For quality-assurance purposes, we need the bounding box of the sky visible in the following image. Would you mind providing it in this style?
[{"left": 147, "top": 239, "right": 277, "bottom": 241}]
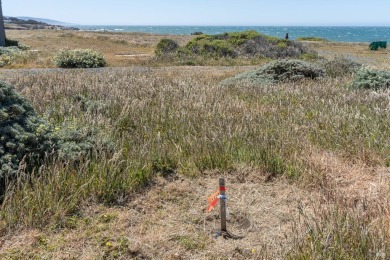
[{"left": 3, "top": 0, "right": 390, "bottom": 26}]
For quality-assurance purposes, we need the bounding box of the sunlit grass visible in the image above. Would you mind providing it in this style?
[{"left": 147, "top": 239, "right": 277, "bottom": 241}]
[{"left": 1, "top": 67, "right": 389, "bottom": 234}]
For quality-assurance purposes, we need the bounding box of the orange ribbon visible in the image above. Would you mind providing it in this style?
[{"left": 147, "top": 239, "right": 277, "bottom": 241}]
[{"left": 207, "top": 190, "right": 220, "bottom": 212}]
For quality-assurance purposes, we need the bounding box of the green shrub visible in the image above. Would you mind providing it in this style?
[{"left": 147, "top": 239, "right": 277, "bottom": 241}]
[
  {"left": 0, "top": 81, "right": 108, "bottom": 195},
  {"left": 182, "top": 36, "right": 238, "bottom": 58},
  {"left": 0, "top": 43, "right": 31, "bottom": 67},
  {"left": 0, "top": 81, "right": 58, "bottom": 193},
  {"left": 351, "top": 69, "right": 390, "bottom": 90},
  {"left": 54, "top": 49, "right": 106, "bottom": 68},
  {"left": 155, "top": 38, "right": 179, "bottom": 56},
  {"left": 155, "top": 31, "right": 311, "bottom": 62},
  {"left": 221, "top": 59, "right": 325, "bottom": 85},
  {"left": 226, "top": 30, "right": 260, "bottom": 46}
]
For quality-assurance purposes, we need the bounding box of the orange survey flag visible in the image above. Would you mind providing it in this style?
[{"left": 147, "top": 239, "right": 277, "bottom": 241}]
[{"left": 207, "top": 190, "right": 220, "bottom": 212}]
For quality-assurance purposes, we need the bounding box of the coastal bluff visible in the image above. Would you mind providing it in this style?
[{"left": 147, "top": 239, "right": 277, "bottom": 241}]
[{"left": 4, "top": 16, "right": 79, "bottom": 30}]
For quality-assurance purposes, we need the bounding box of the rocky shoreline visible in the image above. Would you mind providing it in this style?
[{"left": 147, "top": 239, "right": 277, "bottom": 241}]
[{"left": 4, "top": 17, "right": 79, "bottom": 31}]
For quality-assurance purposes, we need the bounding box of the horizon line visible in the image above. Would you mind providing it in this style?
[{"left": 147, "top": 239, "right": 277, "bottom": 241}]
[{"left": 76, "top": 24, "right": 390, "bottom": 27}]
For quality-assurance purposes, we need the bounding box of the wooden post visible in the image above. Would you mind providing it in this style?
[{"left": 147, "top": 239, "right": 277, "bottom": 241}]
[{"left": 219, "top": 178, "right": 227, "bottom": 232}]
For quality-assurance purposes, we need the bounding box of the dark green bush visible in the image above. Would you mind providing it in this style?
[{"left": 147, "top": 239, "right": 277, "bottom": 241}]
[
  {"left": 0, "top": 81, "right": 108, "bottom": 195},
  {"left": 221, "top": 59, "right": 325, "bottom": 85},
  {"left": 351, "top": 69, "right": 390, "bottom": 90},
  {"left": 54, "top": 49, "right": 106, "bottom": 68},
  {"left": 5, "top": 38, "right": 29, "bottom": 50},
  {"left": 5, "top": 39, "right": 19, "bottom": 47},
  {"left": 155, "top": 39, "right": 179, "bottom": 56},
  {"left": 0, "top": 81, "right": 58, "bottom": 192}
]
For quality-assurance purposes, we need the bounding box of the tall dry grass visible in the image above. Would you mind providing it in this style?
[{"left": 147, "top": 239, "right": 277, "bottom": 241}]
[{"left": 0, "top": 67, "right": 389, "bottom": 257}]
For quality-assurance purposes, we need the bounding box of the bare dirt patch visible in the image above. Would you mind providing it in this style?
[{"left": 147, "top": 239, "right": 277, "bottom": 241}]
[{"left": 0, "top": 171, "right": 317, "bottom": 259}]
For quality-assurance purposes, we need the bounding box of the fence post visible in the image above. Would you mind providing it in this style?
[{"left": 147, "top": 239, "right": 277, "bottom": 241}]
[{"left": 219, "top": 178, "right": 227, "bottom": 232}]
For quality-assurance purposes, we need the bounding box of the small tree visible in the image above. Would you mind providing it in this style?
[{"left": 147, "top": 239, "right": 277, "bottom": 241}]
[{"left": 0, "top": 0, "right": 6, "bottom": 47}]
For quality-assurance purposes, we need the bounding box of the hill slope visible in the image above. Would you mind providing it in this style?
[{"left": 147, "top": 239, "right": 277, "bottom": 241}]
[{"left": 16, "top": 16, "right": 77, "bottom": 26}]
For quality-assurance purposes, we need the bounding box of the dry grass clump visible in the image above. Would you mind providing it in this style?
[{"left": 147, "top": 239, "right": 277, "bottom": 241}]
[
  {"left": 222, "top": 59, "right": 325, "bottom": 85},
  {"left": 290, "top": 201, "right": 389, "bottom": 259},
  {"left": 322, "top": 57, "right": 362, "bottom": 78}
]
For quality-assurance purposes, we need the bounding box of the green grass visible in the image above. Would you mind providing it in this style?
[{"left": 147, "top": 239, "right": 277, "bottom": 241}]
[{"left": 296, "top": 37, "right": 329, "bottom": 42}]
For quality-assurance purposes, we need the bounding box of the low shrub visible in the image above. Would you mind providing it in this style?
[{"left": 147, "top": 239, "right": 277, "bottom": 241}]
[
  {"left": 0, "top": 81, "right": 108, "bottom": 195},
  {"left": 155, "top": 39, "right": 179, "bottom": 56},
  {"left": 238, "top": 34, "right": 309, "bottom": 59},
  {"left": 0, "top": 81, "right": 58, "bottom": 194},
  {"left": 351, "top": 69, "right": 390, "bottom": 90},
  {"left": 54, "top": 49, "right": 106, "bottom": 68},
  {"left": 0, "top": 40, "right": 30, "bottom": 67},
  {"left": 323, "top": 57, "right": 361, "bottom": 78},
  {"left": 221, "top": 59, "right": 325, "bottom": 86},
  {"left": 156, "top": 31, "right": 311, "bottom": 60}
]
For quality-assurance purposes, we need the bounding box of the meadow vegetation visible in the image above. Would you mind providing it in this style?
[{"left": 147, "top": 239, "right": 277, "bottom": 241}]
[
  {"left": 154, "top": 30, "right": 312, "bottom": 65},
  {"left": 0, "top": 30, "right": 389, "bottom": 258}
]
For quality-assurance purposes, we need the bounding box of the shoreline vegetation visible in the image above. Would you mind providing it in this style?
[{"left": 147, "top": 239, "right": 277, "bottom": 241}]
[{"left": 0, "top": 28, "right": 389, "bottom": 259}]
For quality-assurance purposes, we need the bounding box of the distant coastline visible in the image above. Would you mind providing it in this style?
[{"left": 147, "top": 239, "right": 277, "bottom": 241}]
[
  {"left": 4, "top": 16, "right": 79, "bottom": 31},
  {"left": 76, "top": 25, "right": 390, "bottom": 43}
]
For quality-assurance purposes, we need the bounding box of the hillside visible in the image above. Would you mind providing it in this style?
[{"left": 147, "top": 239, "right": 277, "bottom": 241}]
[
  {"left": 4, "top": 16, "right": 79, "bottom": 30},
  {"left": 16, "top": 16, "right": 77, "bottom": 26}
]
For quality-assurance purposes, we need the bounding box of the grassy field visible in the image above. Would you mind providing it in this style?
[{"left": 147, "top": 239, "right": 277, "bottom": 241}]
[
  {"left": 4, "top": 30, "right": 193, "bottom": 68},
  {"left": 0, "top": 30, "right": 389, "bottom": 259}
]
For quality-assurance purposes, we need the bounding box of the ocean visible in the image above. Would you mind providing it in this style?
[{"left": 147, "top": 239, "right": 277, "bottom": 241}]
[{"left": 76, "top": 25, "right": 390, "bottom": 43}]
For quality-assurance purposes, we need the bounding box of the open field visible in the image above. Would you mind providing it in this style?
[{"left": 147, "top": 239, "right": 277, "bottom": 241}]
[
  {"left": 4, "top": 30, "right": 194, "bottom": 68},
  {"left": 0, "top": 30, "right": 389, "bottom": 259},
  {"left": 305, "top": 41, "right": 390, "bottom": 70},
  {"left": 4, "top": 29, "right": 390, "bottom": 69}
]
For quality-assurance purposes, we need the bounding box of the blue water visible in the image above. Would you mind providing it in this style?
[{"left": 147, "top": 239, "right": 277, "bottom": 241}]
[{"left": 76, "top": 25, "right": 390, "bottom": 43}]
